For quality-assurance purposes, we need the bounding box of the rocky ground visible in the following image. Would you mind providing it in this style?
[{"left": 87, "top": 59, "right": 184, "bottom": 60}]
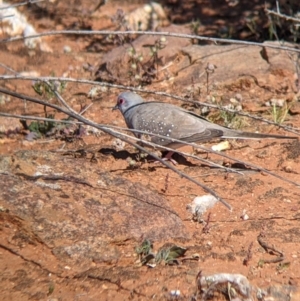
[{"left": 0, "top": 1, "right": 300, "bottom": 300}]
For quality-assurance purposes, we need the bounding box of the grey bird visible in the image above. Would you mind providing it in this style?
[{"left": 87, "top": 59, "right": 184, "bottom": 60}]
[{"left": 113, "top": 91, "right": 298, "bottom": 162}]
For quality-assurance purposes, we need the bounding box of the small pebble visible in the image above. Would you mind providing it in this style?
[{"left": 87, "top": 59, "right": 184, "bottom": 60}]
[
  {"left": 170, "top": 290, "right": 180, "bottom": 296},
  {"left": 63, "top": 45, "right": 72, "bottom": 53}
]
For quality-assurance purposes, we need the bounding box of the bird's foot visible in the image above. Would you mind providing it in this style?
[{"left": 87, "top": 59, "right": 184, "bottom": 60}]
[{"left": 154, "top": 151, "right": 177, "bottom": 165}]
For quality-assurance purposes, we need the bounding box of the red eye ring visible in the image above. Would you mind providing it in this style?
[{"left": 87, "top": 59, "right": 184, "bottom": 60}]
[{"left": 119, "top": 98, "right": 125, "bottom": 104}]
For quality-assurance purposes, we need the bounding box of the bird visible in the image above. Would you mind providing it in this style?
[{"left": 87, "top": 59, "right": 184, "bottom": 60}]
[{"left": 113, "top": 91, "right": 298, "bottom": 163}]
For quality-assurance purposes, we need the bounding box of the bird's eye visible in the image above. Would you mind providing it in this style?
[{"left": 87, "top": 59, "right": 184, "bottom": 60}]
[{"left": 119, "top": 98, "right": 125, "bottom": 104}]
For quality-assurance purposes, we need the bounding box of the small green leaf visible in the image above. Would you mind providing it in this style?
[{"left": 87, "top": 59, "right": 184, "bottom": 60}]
[
  {"left": 28, "top": 121, "right": 41, "bottom": 133},
  {"left": 258, "top": 259, "right": 265, "bottom": 268},
  {"left": 166, "top": 246, "right": 187, "bottom": 262},
  {"left": 32, "top": 82, "right": 44, "bottom": 96},
  {"left": 155, "top": 249, "right": 169, "bottom": 263},
  {"left": 135, "top": 239, "right": 152, "bottom": 256},
  {"left": 277, "top": 261, "right": 290, "bottom": 271},
  {"left": 48, "top": 283, "right": 55, "bottom": 295},
  {"left": 156, "top": 245, "right": 187, "bottom": 265}
]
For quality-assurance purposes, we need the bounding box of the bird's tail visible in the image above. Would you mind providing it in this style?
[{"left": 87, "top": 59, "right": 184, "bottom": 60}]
[{"left": 222, "top": 130, "right": 298, "bottom": 140}]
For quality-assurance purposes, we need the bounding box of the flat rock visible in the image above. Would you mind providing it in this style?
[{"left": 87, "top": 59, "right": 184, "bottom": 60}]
[
  {"left": 0, "top": 150, "right": 188, "bottom": 275},
  {"left": 171, "top": 41, "right": 296, "bottom": 87},
  {"left": 95, "top": 24, "right": 191, "bottom": 84}
]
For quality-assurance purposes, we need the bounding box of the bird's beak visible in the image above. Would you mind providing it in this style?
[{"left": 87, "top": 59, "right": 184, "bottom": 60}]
[{"left": 112, "top": 104, "right": 119, "bottom": 111}]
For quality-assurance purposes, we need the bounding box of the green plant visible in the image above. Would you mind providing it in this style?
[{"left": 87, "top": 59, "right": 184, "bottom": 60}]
[
  {"left": 26, "top": 77, "right": 82, "bottom": 140},
  {"left": 27, "top": 114, "right": 55, "bottom": 137},
  {"left": 127, "top": 37, "right": 167, "bottom": 86},
  {"left": 47, "top": 282, "right": 55, "bottom": 296},
  {"left": 269, "top": 100, "right": 293, "bottom": 124},
  {"left": 32, "top": 79, "right": 66, "bottom": 100},
  {"left": 190, "top": 19, "right": 201, "bottom": 35},
  {"left": 127, "top": 45, "right": 144, "bottom": 84},
  {"left": 135, "top": 240, "right": 187, "bottom": 266},
  {"left": 209, "top": 108, "right": 246, "bottom": 130},
  {"left": 155, "top": 245, "right": 187, "bottom": 265}
]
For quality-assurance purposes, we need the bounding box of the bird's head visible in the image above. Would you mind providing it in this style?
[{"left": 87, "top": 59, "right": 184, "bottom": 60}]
[{"left": 113, "top": 91, "right": 144, "bottom": 114}]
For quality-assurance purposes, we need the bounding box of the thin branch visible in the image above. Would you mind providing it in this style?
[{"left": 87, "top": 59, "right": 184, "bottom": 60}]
[
  {"left": 0, "top": 111, "right": 244, "bottom": 175},
  {"left": 0, "top": 30, "right": 299, "bottom": 53},
  {"left": 265, "top": 8, "right": 300, "bottom": 23},
  {"left": 1, "top": 87, "right": 299, "bottom": 191},
  {"left": 0, "top": 14, "right": 15, "bottom": 20},
  {"left": 0, "top": 112, "right": 79, "bottom": 124},
  {"left": 1, "top": 75, "right": 299, "bottom": 134},
  {"left": 0, "top": 63, "right": 19, "bottom": 74},
  {"left": 0, "top": 0, "right": 45, "bottom": 10},
  {"left": 45, "top": 80, "right": 78, "bottom": 115},
  {"left": 0, "top": 87, "right": 233, "bottom": 210}
]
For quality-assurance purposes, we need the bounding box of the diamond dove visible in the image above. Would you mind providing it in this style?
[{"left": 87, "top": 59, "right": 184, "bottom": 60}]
[{"left": 113, "top": 91, "right": 298, "bottom": 162}]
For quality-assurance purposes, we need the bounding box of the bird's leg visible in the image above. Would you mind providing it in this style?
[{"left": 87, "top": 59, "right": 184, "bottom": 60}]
[
  {"left": 163, "top": 151, "right": 177, "bottom": 164},
  {"left": 153, "top": 151, "right": 178, "bottom": 165}
]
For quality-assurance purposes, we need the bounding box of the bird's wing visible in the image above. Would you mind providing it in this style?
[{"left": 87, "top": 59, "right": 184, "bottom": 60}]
[
  {"left": 167, "top": 106, "right": 224, "bottom": 142},
  {"left": 129, "top": 102, "right": 224, "bottom": 146}
]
